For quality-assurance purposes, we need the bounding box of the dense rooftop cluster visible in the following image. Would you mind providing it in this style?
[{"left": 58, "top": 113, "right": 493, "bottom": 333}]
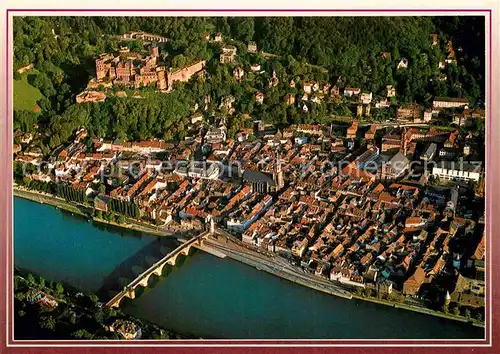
[
  {"left": 15, "top": 111, "right": 485, "bottom": 314},
  {"left": 13, "top": 22, "right": 486, "bottom": 319}
]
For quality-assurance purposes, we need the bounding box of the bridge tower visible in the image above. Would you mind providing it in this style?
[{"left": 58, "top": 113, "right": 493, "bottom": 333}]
[{"left": 210, "top": 216, "right": 215, "bottom": 235}]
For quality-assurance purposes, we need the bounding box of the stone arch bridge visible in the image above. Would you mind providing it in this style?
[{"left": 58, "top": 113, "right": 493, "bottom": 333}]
[{"left": 105, "top": 230, "right": 210, "bottom": 308}]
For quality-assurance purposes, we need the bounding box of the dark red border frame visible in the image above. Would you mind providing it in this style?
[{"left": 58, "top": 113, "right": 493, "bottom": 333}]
[{"left": 1, "top": 8, "right": 496, "bottom": 354}]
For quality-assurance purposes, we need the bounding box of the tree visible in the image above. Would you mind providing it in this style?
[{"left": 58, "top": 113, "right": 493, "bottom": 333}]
[
  {"left": 26, "top": 273, "right": 35, "bottom": 284},
  {"left": 103, "top": 307, "right": 117, "bottom": 318},
  {"left": 93, "top": 309, "right": 104, "bottom": 323},
  {"left": 87, "top": 292, "right": 98, "bottom": 302},
  {"left": 30, "top": 72, "right": 56, "bottom": 97},
  {"left": 230, "top": 18, "right": 255, "bottom": 43},
  {"left": 392, "top": 43, "right": 401, "bottom": 63},
  {"left": 442, "top": 304, "right": 449, "bottom": 314},
  {"left": 453, "top": 306, "right": 460, "bottom": 316},
  {"left": 132, "top": 204, "right": 140, "bottom": 219},
  {"left": 363, "top": 288, "right": 373, "bottom": 298},
  {"left": 152, "top": 329, "right": 171, "bottom": 340},
  {"left": 117, "top": 215, "right": 126, "bottom": 224},
  {"left": 172, "top": 54, "right": 187, "bottom": 69},
  {"left": 464, "top": 308, "right": 471, "bottom": 319},
  {"left": 39, "top": 276, "right": 45, "bottom": 288},
  {"left": 39, "top": 315, "right": 56, "bottom": 331},
  {"left": 71, "top": 329, "right": 94, "bottom": 339},
  {"left": 15, "top": 292, "right": 26, "bottom": 301}
]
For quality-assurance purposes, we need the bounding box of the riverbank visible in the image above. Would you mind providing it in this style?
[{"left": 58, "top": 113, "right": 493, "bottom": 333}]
[
  {"left": 14, "top": 187, "right": 87, "bottom": 216},
  {"left": 13, "top": 267, "right": 192, "bottom": 340},
  {"left": 13, "top": 188, "right": 485, "bottom": 329},
  {"left": 203, "top": 237, "right": 485, "bottom": 328},
  {"left": 13, "top": 187, "right": 194, "bottom": 239},
  {"left": 203, "top": 238, "right": 352, "bottom": 300}
]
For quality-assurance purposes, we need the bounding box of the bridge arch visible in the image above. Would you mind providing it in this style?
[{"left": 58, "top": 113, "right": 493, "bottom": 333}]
[
  {"left": 166, "top": 252, "right": 179, "bottom": 266},
  {"left": 124, "top": 287, "right": 136, "bottom": 299},
  {"left": 105, "top": 233, "right": 210, "bottom": 308},
  {"left": 153, "top": 262, "right": 166, "bottom": 276},
  {"left": 137, "top": 273, "right": 152, "bottom": 288},
  {"left": 109, "top": 297, "right": 122, "bottom": 308},
  {"left": 180, "top": 243, "right": 193, "bottom": 256}
]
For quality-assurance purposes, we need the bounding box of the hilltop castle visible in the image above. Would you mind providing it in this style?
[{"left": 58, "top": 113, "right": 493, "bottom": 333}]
[{"left": 80, "top": 44, "right": 205, "bottom": 103}]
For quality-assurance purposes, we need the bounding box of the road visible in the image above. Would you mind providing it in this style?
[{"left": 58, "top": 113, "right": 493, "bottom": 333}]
[{"left": 206, "top": 231, "right": 352, "bottom": 300}]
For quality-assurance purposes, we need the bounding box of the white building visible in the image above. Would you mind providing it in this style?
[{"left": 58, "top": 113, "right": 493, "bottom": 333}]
[
  {"left": 433, "top": 97, "right": 469, "bottom": 109},
  {"left": 375, "top": 98, "right": 390, "bottom": 109},
  {"left": 303, "top": 82, "right": 313, "bottom": 94},
  {"left": 205, "top": 125, "right": 227, "bottom": 143},
  {"left": 294, "top": 136, "right": 308, "bottom": 145},
  {"left": 190, "top": 113, "right": 203, "bottom": 125},
  {"left": 255, "top": 92, "right": 264, "bottom": 104},
  {"left": 397, "top": 58, "right": 409, "bottom": 70},
  {"left": 250, "top": 64, "right": 261, "bottom": 72},
  {"left": 423, "top": 110, "right": 433, "bottom": 122},
  {"left": 360, "top": 92, "right": 373, "bottom": 105},
  {"left": 344, "top": 87, "right": 361, "bottom": 98},
  {"left": 386, "top": 85, "right": 396, "bottom": 97},
  {"left": 174, "top": 161, "right": 221, "bottom": 180}
]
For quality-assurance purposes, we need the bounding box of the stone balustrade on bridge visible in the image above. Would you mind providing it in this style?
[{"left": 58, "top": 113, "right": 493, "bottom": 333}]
[{"left": 105, "top": 230, "right": 210, "bottom": 308}]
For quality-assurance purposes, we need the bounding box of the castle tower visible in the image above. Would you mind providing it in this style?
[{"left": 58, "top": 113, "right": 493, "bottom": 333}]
[
  {"left": 150, "top": 45, "right": 159, "bottom": 58},
  {"left": 205, "top": 215, "right": 215, "bottom": 235},
  {"left": 96, "top": 59, "right": 106, "bottom": 81}
]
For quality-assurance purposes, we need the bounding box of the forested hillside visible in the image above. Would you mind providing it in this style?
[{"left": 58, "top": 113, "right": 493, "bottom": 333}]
[{"left": 13, "top": 16, "right": 485, "bottom": 151}]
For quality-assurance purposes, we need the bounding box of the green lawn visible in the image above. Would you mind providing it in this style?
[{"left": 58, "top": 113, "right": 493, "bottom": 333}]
[{"left": 13, "top": 71, "right": 43, "bottom": 112}]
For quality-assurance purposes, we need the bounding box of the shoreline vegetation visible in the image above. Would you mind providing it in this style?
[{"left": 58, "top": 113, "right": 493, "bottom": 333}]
[
  {"left": 13, "top": 187, "right": 485, "bottom": 330},
  {"left": 13, "top": 267, "right": 198, "bottom": 340},
  {"left": 13, "top": 186, "right": 188, "bottom": 237}
]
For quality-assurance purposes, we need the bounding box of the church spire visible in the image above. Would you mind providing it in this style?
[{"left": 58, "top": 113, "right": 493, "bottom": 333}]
[{"left": 273, "top": 148, "right": 284, "bottom": 192}]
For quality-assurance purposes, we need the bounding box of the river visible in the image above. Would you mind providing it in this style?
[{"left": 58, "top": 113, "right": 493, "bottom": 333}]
[{"left": 13, "top": 197, "right": 484, "bottom": 339}]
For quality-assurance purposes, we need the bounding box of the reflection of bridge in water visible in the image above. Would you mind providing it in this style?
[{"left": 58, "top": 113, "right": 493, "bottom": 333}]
[{"left": 105, "top": 221, "right": 214, "bottom": 308}]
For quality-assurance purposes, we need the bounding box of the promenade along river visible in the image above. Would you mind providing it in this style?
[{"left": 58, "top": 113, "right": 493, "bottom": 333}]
[{"left": 14, "top": 197, "right": 484, "bottom": 339}]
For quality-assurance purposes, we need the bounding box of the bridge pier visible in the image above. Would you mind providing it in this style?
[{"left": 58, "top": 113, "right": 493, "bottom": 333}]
[
  {"left": 166, "top": 254, "right": 178, "bottom": 266},
  {"left": 138, "top": 275, "right": 150, "bottom": 288},
  {"left": 105, "top": 233, "right": 210, "bottom": 308},
  {"left": 125, "top": 287, "right": 136, "bottom": 299},
  {"left": 153, "top": 264, "right": 164, "bottom": 277}
]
